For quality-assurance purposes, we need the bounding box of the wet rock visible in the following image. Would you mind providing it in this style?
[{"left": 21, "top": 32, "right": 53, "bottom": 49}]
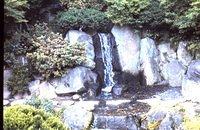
[
  {"left": 111, "top": 25, "right": 140, "bottom": 74},
  {"left": 182, "top": 60, "right": 200, "bottom": 102},
  {"left": 72, "top": 94, "right": 81, "bottom": 101},
  {"left": 177, "top": 41, "right": 192, "bottom": 67},
  {"left": 140, "top": 37, "right": 161, "bottom": 86},
  {"left": 92, "top": 34, "right": 105, "bottom": 88},
  {"left": 53, "top": 66, "right": 97, "bottom": 95},
  {"left": 63, "top": 103, "right": 93, "bottom": 130},
  {"left": 162, "top": 60, "right": 186, "bottom": 87},
  {"left": 65, "top": 30, "right": 95, "bottom": 69},
  {"left": 112, "top": 84, "right": 123, "bottom": 96}
]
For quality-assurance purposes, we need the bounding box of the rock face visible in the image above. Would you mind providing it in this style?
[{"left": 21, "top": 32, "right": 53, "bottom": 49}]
[
  {"left": 63, "top": 103, "right": 93, "bottom": 130},
  {"left": 162, "top": 60, "right": 186, "bottom": 87},
  {"left": 93, "top": 115, "right": 138, "bottom": 130},
  {"left": 177, "top": 41, "right": 192, "bottom": 67},
  {"left": 29, "top": 80, "right": 57, "bottom": 99},
  {"left": 4, "top": 69, "right": 12, "bottom": 99},
  {"left": 93, "top": 34, "right": 105, "bottom": 88},
  {"left": 182, "top": 60, "right": 200, "bottom": 102},
  {"left": 53, "top": 66, "right": 97, "bottom": 95},
  {"left": 65, "top": 30, "right": 95, "bottom": 69},
  {"left": 157, "top": 43, "right": 176, "bottom": 69},
  {"left": 111, "top": 25, "right": 140, "bottom": 74},
  {"left": 140, "top": 38, "right": 161, "bottom": 86}
]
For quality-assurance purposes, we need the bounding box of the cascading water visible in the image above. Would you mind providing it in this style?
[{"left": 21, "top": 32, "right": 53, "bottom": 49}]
[{"left": 98, "top": 33, "right": 115, "bottom": 93}]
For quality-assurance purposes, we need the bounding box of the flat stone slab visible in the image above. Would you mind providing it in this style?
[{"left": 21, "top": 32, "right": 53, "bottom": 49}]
[
  {"left": 93, "top": 115, "right": 138, "bottom": 130},
  {"left": 105, "top": 99, "right": 131, "bottom": 106}
]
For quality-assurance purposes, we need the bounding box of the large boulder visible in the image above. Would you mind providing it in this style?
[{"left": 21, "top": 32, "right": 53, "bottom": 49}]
[
  {"left": 52, "top": 66, "right": 97, "bottom": 95},
  {"left": 62, "top": 102, "right": 93, "bottom": 130},
  {"left": 28, "top": 80, "right": 57, "bottom": 99},
  {"left": 140, "top": 38, "right": 161, "bottom": 86},
  {"left": 182, "top": 60, "right": 200, "bottom": 102},
  {"left": 177, "top": 41, "right": 192, "bottom": 67},
  {"left": 162, "top": 60, "right": 186, "bottom": 87},
  {"left": 111, "top": 25, "right": 140, "bottom": 74},
  {"left": 65, "top": 30, "right": 95, "bottom": 69},
  {"left": 157, "top": 43, "right": 176, "bottom": 69}
]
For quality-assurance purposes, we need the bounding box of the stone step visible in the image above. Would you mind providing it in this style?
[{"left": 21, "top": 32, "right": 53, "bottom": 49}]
[{"left": 92, "top": 114, "right": 140, "bottom": 130}]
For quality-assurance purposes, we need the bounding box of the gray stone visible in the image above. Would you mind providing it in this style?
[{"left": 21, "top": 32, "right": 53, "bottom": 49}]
[
  {"left": 3, "top": 100, "right": 10, "bottom": 106},
  {"left": 4, "top": 87, "right": 11, "bottom": 99},
  {"left": 155, "top": 87, "right": 182, "bottom": 100},
  {"left": 162, "top": 60, "right": 186, "bottom": 87},
  {"left": 171, "top": 113, "right": 183, "bottom": 129},
  {"left": 93, "top": 115, "right": 138, "bottom": 130},
  {"left": 186, "top": 60, "right": 200, "bottom": 81},
  {"left": 112, "top": 85, "right": 123, "bottom": 96},
  {"left": 177, "top": 41, "right": 192, "bottom": 67},
  {"left": 65, "top": 30, "right": 95, "bottom": 69},
  {"left": 140, "top": 37, "right": 162, "bottom": 86},
  {"left": 158, "top": 114, "right": 173, "bottom": 130},
  {"left": 63, "top": 104, "right": 93, "bottom": 130},
  {"left": 4, "top": 69, "right": 12, "bottom": 99},
  {"left": 157, "top": 43, "right": 176, "bottom": 62},
  {"left": 72, "top": 94, "right": 81, "bottom": 101},
  {"left": 29, "top": 80, "right": 57, "bottom": 99},
  {"left": 13, "top": 93, "right": 24, "bottom": 100},
  {"left": 182, "top": 60, "right": 200, "bottom": 102},
  {"left": 111, "top": 25, "right": 141, "bottom": 74},
  {"left": 157, "top": 43, "right": 176, "bottom": 71},
  {"left": 53, "top": 66, "right": 97, "bottom": 95}
]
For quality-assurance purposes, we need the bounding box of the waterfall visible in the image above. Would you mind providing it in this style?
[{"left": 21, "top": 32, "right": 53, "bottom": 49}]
[{"left": 98, "top": 33, "right": 115, "bottom": 93}]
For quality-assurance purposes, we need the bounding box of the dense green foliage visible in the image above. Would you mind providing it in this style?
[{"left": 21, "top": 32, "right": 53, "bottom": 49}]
[
  {"left": 7, "top": 65, "right": 31, "bottom": 96},
  {"left": 26, "top": 23, "right": 86, "bottom": 80},
  {"left": 4, "top": 0, "right": 29, "bottom": 23},
  {"left": 105, "top": 0, "right": 150, "bottom": 26},
  {"left": 66, "top": 0, "right": 106, "bottom": 10},
  {"left": 160, "top": 0, "right": 200, "bottom": 38},
  {"left": 4, "top": 105, "right": 68, "bottom": 130},
  {"left": 53, "top": 8, "right": 111, "bottom": 32}
]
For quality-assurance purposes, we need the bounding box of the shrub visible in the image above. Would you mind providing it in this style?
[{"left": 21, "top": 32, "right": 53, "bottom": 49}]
[
  {"left": 4, "top": 0, "right": 29, "bottom": 23},
  {"left": 4, "top": 30, "right": 36, "bottom": 56},
  {"left": 25, "top": 95, "right": 55, "bottom": 114},
  {"left": 7, "top": 64, "right": 31, "bottom": 96},
  {"left": 3, "top": 105, "right": 68, "bottom": 130},
  {"left": 183, "top": 115, "right": 200, "bottom": 130},
  {"left": 105, "top": 0, "right": 150, "bottom": 26},
  {"left": 66, "top": 0, "right": 106, "bottom": 10},
  {"left": 26, "top": 23, "right": 86, "bottom": 80},
  {"left": 53, "top": 8, "right": 111, "bottom": 32}
]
